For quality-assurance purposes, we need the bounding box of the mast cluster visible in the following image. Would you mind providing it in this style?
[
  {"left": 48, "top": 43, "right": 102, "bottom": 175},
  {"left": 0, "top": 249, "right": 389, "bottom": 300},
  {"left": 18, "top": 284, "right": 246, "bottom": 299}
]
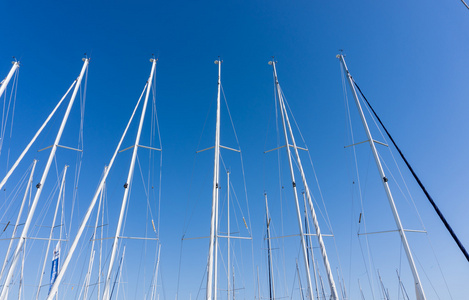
[{"left": 0, "top": 55, "right": 435, "bottom": 300}]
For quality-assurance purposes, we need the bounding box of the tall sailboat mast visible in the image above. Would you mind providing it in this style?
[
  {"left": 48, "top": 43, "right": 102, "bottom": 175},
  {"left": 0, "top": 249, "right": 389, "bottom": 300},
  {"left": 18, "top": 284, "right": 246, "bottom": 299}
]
[
  {"left": 207, "top": 58, "right": 222, "bottom": 300},
  {"left": 0, "top": 61, "right": 20, "bottom": 99},
  {"left": 102, "top": 57, "right": 157, "bottom": 300},
  {"left": 337, "top": 53, "right": 426, "bottom": 300},
  {"left": 0, "top": 58, "right": 89, "bottom": 300},
  {"left": 264, "top": 193, "right": 275, "bottom": 300},
  {"left": 269, "top": 60, "right": 338, "bottom": 300},
  {"left": 227, "top": 171, "right": 231, "bottom": 300},
  {"left": 48, "top": 58, "right": 158, "bottom": 300},
  {"left": 302, "top": 192, "right": 320, "bottom": 300}
]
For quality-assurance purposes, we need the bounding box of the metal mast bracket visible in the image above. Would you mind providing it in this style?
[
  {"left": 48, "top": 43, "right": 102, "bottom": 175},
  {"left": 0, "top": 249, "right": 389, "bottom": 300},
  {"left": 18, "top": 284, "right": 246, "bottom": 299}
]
[{"left": 344, "top": 139, "right": 388, "bottom": 148}]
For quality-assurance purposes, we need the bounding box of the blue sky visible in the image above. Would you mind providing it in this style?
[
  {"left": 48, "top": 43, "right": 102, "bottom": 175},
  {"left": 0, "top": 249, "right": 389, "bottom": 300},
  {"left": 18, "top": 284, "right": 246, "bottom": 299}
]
[{"left": 1, "top": 0, "right": 469, "bottom": 299}]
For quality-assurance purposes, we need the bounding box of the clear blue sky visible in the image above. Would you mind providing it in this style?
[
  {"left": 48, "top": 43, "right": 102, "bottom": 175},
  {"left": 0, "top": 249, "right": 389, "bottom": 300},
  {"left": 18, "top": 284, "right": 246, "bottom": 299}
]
[{"left": 1, "top": 0, "right": 468, "bottom": 299}]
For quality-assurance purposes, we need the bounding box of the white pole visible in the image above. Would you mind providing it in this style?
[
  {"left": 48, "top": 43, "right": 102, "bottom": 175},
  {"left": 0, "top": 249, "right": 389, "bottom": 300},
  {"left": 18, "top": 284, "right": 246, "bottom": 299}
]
[
  {"left": 338, "top": 53, "right": 426, "bottom": 300},
  {"left": 0, "top": 81, "right": 75, "bottom": 191},
  {"left": 98, "top": 179, "right": 105, "bottom": 299},
  {"left": 18, "top": 242, "right": 25, "bottom": 300},
  {"left": 0, "top": 58, "right": 89, "bottom": 300},
  {"left": 36, "top": 165, "right": 68, "bottom": 300},
  {"left": 0, "top": 61, "right": 19, "bottom": 100},
  {"left": 270, "top": 60, "right": 315, "bottom": 300},
  {"left": 214, "top": 181, "right": 219, "bottom": 300},
  {"left": 302, "top": 192, "right": 320, "bottom": 300},
  {"left": 151, "top": 244, "right": 161, "bottom": 300},
  {"left": 47, "top": 74, "right": 151, "bottom": 300},
  {"left": 102, "top": 58, "right": 157, "bottom": 300},
  {"left": 206, "top": 58, "right": 222, "bottom": 300},
  {"left": 0, "top": 160, "right": 37, "bottom": 281},
  {"left": 227, "top": 171, "right": 230, "bottom": 300},
  {"left": 264, "top": 193, "right": 275, "bottom": 300}
]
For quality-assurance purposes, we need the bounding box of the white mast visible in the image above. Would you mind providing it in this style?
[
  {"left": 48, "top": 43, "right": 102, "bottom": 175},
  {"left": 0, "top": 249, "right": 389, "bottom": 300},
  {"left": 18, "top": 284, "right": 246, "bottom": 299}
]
[
  {"left": 102, "top": 57, "right": 157, "bottom": 300},
  {"left": 36, "top": 165, "right": 68, "bottom": 300},
  {"left": 150, "top": 244, "right": 162, "bottom": 300},
  {"left": 18, "top": 242, "right": 25, "bottom": 300},
  {"left": 47, "top": 59, "right": 154, "bottom": 300},
  {"left": 206, "top": 58, "right": 222, "bottom": 300},
  {"left": 337, "top": 53, "right": 426, "bottom": 300},
  {"left": 0, "top": 61, "right": 19, "bottom": 100},
  {"left": 269, "top": 60, "right": 338, "bottom": 300},
  {"left": 302, "top": 192, "right": 320, "bottom": 300},
  {"left": 0, "top": 58, "right": 89, "bottom": 300},
  {"left": 98, "top": 182, "right": 105, "bottom": 299},
  {"left": 227, "top": 171, "right": 230, "bottom": 300},
  {"left": 264, "top": 193, "right": 275, "bottom": 300},
  {"left": 0, "top": 160, "right": 37, "bottom": 281},
  {"left": 214, "top": 177, "right": 220, "bottom": 300}
]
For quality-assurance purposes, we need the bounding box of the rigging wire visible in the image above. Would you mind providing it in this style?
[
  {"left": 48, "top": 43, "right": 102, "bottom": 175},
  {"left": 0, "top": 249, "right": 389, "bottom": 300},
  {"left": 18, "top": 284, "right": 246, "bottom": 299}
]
[
  {"left": 349, "top": 76, "right": 453, "bottom": 299},
  {"left": 364, "top": 106, "right": 428, "bottom": 232},
  {"left": 376, "top": 145, "right": 453, "bottom": 299},
  {"left": 275, "top": 67, "right": 346, "bottom": 298},
  {"left": 220, "top": 82, "right": 253, "bottom": 297},
  {"left": 277, "top": 82, "right": 351, "bottom": 297},
  {"left": 352, "top": 79, "right": 469, "bottom": 263},
  {"left": 67, "top": 65, "right": 88, "bottom": 244},
  {"left": 271, "top": 71, "right": 290, "bottom": 296},
  {"left": 0, "top": 67, "right": 19, "bottom": 159},
  {"left": 280, "top": 88, "right": 333, "bottom": 233},
  {"left": 5, "top": 69, "right": 19, "bottom": 174},
  {"left": 180, "top": 85, "right": 215, "bottom": 236},
  {"left": 340, "top": 63, "right": 376, "bottom": 299},
  {"left": 341, "top": 60, "right": 357, "bottom": 296},
  {"left": 461, "top": 0, "right": 469, "bottom": 9},
  {"left": 0, "top": 162, "right": 32, "bottom": 224},
  {"left": 150, "top": 75, "right": 163, "bottom": 238}
]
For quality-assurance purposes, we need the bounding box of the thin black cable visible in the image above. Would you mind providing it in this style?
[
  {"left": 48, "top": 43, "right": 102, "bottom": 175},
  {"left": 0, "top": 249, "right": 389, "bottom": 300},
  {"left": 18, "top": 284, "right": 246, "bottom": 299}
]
[
  {"left": 461, "top": 0, "right": 469, "bottom": 10},
  {"left": 352, "top": 79, "right": 469, "bottom": 262}
]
